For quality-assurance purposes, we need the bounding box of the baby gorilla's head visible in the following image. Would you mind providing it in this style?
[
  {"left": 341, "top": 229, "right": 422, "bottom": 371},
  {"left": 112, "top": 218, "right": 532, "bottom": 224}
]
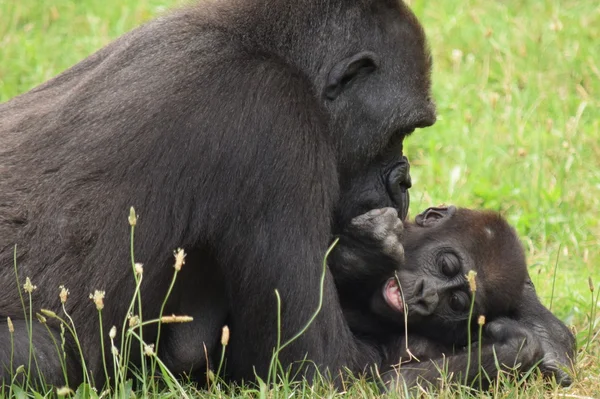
[{"left": 363, "top": 206, "right": 527, "bottom": 345}]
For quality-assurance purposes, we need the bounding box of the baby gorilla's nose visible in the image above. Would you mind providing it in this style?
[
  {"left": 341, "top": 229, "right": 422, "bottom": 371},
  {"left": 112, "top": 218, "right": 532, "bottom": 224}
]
[{"left": 412, "top": 278, "right": 439, "bottom": 316}]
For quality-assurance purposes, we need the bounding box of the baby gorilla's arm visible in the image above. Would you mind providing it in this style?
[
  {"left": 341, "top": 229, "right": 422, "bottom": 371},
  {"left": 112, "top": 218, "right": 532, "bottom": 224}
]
[
  {"left": 514, "top": 280, "right": 576, "bottom": 385},
  {"left": 383, "top": 318, "right": 543, "bottom": 389}
]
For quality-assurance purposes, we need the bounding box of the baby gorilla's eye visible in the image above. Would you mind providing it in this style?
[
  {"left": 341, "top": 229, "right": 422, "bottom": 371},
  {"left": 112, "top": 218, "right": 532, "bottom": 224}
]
[
  {"left": 438, "top": 252, "right": 461, "bottom": 277},
  {"left": 449, "top": 291, "right": 470, "bottom": 312}
]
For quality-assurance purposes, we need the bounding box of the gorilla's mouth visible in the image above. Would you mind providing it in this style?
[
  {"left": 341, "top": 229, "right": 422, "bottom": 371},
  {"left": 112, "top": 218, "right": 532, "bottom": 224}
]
[
  {"left": 386, "top": 159, "right": 411, "bottom": 221},
  {"left": 383, "top": 277, "right": 404, "bottom": 313},
  {"left": 390, "top": 128, "right": 415, "bottom": 147}
]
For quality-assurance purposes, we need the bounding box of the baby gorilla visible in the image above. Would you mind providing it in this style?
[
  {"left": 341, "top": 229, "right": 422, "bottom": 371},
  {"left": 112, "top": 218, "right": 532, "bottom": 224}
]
[
  {"left": 329, "top": 206, "right": 543, "bottom": 386},
  {"left": 331, "top": 206, "right": 527, "bottom": 337}
]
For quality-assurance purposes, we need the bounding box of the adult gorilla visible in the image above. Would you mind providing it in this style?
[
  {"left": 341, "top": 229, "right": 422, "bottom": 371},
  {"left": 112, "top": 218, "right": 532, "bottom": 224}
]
[{"left": 0, "top": 0, "right": 435, "bottom": 387}]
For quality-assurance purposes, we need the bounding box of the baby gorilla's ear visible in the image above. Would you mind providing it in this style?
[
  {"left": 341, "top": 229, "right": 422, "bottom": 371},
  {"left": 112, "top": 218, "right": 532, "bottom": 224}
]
[{"left": 415, "top": 206, "right": 456, "bottom": 227}]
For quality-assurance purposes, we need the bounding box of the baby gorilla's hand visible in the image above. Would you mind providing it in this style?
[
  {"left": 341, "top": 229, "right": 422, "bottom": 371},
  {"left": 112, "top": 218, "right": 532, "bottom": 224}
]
[
  {"left": 347, "top": 207, "right": 405, "bottom": 263},
  {"left": 484, "top": 318, "right": 544, "bottom": 372}
]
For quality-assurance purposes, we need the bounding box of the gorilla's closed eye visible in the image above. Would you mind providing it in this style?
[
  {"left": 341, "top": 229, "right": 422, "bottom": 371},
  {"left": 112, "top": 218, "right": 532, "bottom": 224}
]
[
  {"left": 438, "top": 252, "right": 461, "bottom": 277},
  {"left": 449, "top": 291, "right": 470, "bottom": 312}
]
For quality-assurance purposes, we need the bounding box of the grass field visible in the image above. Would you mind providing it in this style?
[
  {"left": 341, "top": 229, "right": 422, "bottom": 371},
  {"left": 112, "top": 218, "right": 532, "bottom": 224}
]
[{"left": 1, "top": 0, "right": 598, "bottom": 397}]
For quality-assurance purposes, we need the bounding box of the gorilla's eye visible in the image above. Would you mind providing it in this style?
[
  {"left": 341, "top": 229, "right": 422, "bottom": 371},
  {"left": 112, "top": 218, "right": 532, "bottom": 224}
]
[
  {"left": 449, "top": 291, "right": 470, "bottom": 312},
  {"left": 438, "top": 252, "right": 461, "bottom": 277}
]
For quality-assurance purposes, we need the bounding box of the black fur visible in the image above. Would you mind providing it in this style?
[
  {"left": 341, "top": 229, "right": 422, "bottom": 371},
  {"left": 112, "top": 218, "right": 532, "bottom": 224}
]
[{"left": 0, "top": 0, "right": 435, "bottom": 387}]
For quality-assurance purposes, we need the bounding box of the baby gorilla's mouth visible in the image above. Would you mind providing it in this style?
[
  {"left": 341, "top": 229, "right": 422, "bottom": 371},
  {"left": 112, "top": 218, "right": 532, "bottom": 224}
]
[{"left": 383, "top": 277, "right": 404, "bottom": 313}]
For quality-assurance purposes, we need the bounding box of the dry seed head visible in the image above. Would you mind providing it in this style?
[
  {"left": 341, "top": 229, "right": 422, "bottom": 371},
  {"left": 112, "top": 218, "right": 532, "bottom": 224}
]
[
  {"left": 36, "top": 313, "right": 47, "bottom": 324},
  {"left": 40, "top": 309, "right": 58, "bottom": 318},
  {"left": 549, "top": 18, "right": 563, "bottom": 32},
  {"left": 173, "top": 248, "right": 186, "bottom": 271},
  {"left": 109, "top": 326, "right": 117, "bottom": 340},
  {"left": 56, "top": 386, "right": 74, "bottom": 397},
  {"left": 23, "top": 277, "right": 37, "bottom": 293},
  {"left": 59, "top": 285, "right": 69, "bottom": 304},
  {"left": 464, "top": 111, "right": 472, "bottom": 124},
  {"left": 466, "top": 270, "right": 477, "bottom": 292},
  {"left": 135, "top": 263, "right": 144, "bottom": 275},
  {"left": 128, "top": 207, "right": 137, "bottom": 226},
  {"left": 221, "top": 325, "right": 230, "bottom": 346},
  {"left": 89, "top": 290, "right": 105, "bottom": 310},
  {"left": 207, "top": 369, "right": 215, "bottom": 383},
  {"left": 451, "top": 48, "right": 463, "bottom": 65},
  {"left": 477, "top": 315, "right": 486, "bottom": 326},
  {"left": 489, "top": 92, "right": 500, "bottom": 109},
  {"left": 129, "top": 315, "right": 139, "bottom": 328},
  {"left": 6, "top": 317, "right": 14, "bottom": 334},
  {"left": 589, "top": 277, "right": 594, "bottom": 293},
  {"left": 161, "top": 315, "right": 193, "bottom": 323},
  {"left": 144, "top": 344, "right": 155, "bottom": 357}
]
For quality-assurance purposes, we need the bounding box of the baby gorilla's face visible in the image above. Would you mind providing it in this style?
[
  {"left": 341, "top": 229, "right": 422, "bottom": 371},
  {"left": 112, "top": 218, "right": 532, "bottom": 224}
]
[{"left": 369, "top": 206, "right": 528, "bottom": 344}]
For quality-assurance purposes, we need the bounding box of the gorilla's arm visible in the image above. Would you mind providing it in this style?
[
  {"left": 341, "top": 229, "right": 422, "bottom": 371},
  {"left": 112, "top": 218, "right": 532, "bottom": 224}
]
[
  {"left": 513, "top": 279, "right": 576, "bottom": 385},
  {"left": 199, "top": 58, "right": 375, "bottom": 380},
  {"left": 383, "top": 318, "right": 543, "bottom": 388}
]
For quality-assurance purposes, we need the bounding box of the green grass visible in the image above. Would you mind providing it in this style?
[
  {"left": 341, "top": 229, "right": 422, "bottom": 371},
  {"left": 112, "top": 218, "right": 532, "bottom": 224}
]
[{"left": 1, "top": 0, "right": 599, "bottom": 397}]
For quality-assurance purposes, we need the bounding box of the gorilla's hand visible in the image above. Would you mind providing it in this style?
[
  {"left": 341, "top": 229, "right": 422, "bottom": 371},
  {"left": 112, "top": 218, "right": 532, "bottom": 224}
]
[
  {"left": 346, "top": 207, "right": 405, "bottom": 263},
  {"left": 328, "top": 208, "right": 405, "bottom": 288},
  {"left": 381, "top": 319, "right": 545, "bottom": 390},
  {"left": 515, "top": 280, "right": 575, "bottom": 385},
  {"left": 484, "top": 318, "right": 544, "bottom": 372}
]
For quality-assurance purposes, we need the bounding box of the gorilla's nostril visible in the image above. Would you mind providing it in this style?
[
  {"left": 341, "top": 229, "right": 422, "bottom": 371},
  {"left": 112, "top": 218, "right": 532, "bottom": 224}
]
[{"left": 414, "top": 279, "right": 425, "bottom": 298}]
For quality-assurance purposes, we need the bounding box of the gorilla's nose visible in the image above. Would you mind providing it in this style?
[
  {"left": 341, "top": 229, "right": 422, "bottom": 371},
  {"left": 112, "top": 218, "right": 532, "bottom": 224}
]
[
  {"left": 412, "top": 278, "right": 439, "bottom": 316},
  {"left": 413, "top": 100, "right": 437, "bottom": 128}
]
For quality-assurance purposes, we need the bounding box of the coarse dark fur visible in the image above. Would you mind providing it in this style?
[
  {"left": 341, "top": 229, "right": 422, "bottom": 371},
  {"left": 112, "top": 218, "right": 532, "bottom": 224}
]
[{"left": 0, "top": 0, "right": 435, "bottom": 387}]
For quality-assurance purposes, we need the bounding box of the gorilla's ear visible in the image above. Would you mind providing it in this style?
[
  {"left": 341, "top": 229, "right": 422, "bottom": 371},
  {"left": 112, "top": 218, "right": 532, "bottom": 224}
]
[
  {"left": 324, "top": 51, "right": 379, "bottom": 100},
  {"left": 415, "top": 206, "right": 456, "bottom": 227}
]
